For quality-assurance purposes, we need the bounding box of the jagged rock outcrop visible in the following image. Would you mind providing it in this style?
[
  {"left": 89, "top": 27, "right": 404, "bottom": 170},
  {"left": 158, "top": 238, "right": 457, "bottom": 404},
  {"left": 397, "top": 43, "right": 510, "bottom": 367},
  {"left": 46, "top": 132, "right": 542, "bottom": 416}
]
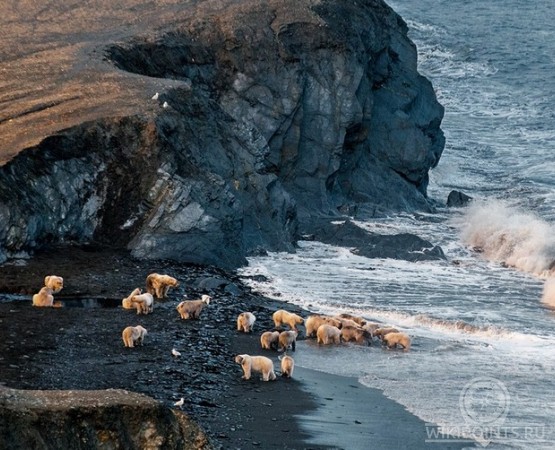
[
  {"left": 0, "top": 388, "right": 210, "bottom": 450},
  {"left": 0, "top": 0, "right": 444, "bottom": 267}
]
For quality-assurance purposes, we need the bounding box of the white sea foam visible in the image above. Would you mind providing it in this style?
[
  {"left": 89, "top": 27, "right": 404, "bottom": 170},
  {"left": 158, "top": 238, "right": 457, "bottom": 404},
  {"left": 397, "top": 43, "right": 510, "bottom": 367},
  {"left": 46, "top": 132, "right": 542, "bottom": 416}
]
[
  {"left": 540, "top": 278, "right": 555, "bottom": 308},
  {"left": 455, "top": 200, "right": 555, "bottom": 276}
]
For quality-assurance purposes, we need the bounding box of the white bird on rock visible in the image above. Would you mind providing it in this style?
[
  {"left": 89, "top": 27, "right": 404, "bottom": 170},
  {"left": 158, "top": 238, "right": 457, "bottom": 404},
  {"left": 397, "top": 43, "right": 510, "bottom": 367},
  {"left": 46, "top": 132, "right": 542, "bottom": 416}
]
[
  {"left": 171, "top": 348, "right": 181, "bottom": 357},
  {"left": 174, "top": 397, "right": 185, "bottom": 407},
  {"left": 162, "top": 101, "right": 169, "bottom": 108},
  {"left": 151, "top": 92, "right": 159, "bottom": 100}
]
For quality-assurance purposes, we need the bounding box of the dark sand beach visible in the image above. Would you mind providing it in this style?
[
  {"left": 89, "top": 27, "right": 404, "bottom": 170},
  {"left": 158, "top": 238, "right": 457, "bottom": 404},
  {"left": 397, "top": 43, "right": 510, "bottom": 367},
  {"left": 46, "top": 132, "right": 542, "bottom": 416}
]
[{"left": 0, "top": 246, "right": 472, "bottom": 449}]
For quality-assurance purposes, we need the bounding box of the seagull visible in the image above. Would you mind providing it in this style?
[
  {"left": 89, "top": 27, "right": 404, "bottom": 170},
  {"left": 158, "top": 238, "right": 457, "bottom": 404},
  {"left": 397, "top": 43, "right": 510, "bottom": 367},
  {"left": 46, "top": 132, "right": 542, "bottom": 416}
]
[
  {"left": 174, "top": 397, "right": 185, "bottom": 407},
  {"left": 171, "top": 348, "right": 181, "bottom": 357},
  {"left": 162, "top": 101, "right": 169, "bottom": 108},
  {"left": 151, "top": 92, "right": 159, "bottom": 100}
]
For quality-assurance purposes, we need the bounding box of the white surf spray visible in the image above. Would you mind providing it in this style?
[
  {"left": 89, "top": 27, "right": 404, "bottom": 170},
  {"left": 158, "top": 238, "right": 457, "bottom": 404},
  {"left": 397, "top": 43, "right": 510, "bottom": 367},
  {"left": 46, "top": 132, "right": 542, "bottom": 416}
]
[
  {"left": 540, "top": 277, "right": 555, "bottom": 308},
  {"left": 455, "top": 200, "right": 555, "bottom": 276}
]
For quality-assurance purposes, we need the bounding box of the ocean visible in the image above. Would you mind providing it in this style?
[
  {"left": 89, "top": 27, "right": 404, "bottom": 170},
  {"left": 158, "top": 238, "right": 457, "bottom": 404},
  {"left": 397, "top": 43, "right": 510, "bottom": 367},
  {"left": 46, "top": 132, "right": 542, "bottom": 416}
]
[{"left": 239, "top": 1, "right": 555, "bottom": 448}]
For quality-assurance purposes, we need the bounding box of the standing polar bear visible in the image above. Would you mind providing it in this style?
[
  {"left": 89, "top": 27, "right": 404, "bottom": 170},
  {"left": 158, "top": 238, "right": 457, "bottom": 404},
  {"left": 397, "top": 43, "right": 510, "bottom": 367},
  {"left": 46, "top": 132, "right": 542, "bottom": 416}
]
[
  {"left": 146, "top": 273, "right": 179, "bottom": 299},
  {"left": 383, "top": 332, "right": 411, "bottom": 351},
  {"left": 305, "top": 315, "right": 342, "bottom": 337},
  {"left": 32, "top": 287, "right": 55, "bottom": 307},
  {"left": 236, "top": 312, "right": 256, "bottom": 333},
  {"left": 235, "top": 354, "right": 276, "bottom": 381},
  {"left": 272, "top": 309, "right": 304, "bottom": 331},
  {"left": 279, "top": 354, "right": 295, "bottom": 378},
  {"left": 122, "top": 325, "right": 148, "bottom": 348},
  {"left": 176, "top": 295, "right": 211, "bottom": 319},
  {"left": 260, "top": 331, "right": 280, "bottom": 350},
  {"left": 316, "top": 324, "right": 341, "bottom": 345},
  {"left": 44, "top": 275, "right": 64, "bottom": 294},
  {"left": 122, "top": 288, "right": 153, "bottom": 314},
  {"left": 278, "top": 330, "right": 298, "bottom": 352}
]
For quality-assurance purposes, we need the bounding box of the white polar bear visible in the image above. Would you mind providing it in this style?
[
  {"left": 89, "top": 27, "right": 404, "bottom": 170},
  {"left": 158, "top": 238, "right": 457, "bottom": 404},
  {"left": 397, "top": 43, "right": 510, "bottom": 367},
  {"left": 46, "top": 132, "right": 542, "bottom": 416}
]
[
  {"left": 260, "top": 331, "right": 280, "bottom": 350},
  {"left": 316, "top": 324, "right": 341, "bottom": 345},
  {"left": 44, "top": 275, "right": 64, "bottom": 294},
  {"left": 279, "top": 354, "right": 295, "bottom": 378},
  {"left": 237, "top": 312, "right": 256, "bottom": 333},
  {"left": 234, "top": 354, "right": 276, "bottom": 381},
  {"left": 272, "top": 309, "right": 304, "bottom": 331},
  {"left": 32, "top": 287, "right": 54, "bottom": 307},
  {"left": 146, "top": 273, "right": 179, "bottom": 299},
  {"left": 383, "top": 332, "right": 411, "bottom": 351},
  {"left": 122, "top": 325, "right": 148, "bottom": 348},
  {"left": 176, "top": 295, "right": 211, "bottom": 320}
]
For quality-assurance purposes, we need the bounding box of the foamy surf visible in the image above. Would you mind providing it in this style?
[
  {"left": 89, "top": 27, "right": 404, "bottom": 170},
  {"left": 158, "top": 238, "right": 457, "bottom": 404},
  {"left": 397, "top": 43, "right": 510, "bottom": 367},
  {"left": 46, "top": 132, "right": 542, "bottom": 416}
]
[{"left": 455, "top": 200, "right": 555, "bottom": 277}]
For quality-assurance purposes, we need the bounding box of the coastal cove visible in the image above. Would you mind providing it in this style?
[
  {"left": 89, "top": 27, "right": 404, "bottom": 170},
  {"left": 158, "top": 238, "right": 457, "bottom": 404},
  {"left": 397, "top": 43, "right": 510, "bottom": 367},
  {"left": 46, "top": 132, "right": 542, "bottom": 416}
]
[{"left": 0, "top": 246, "right": 471, "bottom": 449}]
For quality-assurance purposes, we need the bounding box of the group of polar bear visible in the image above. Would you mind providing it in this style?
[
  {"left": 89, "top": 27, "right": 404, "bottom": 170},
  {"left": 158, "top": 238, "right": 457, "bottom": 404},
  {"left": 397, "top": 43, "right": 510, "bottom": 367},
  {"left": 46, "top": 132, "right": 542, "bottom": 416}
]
[{"left": 234, "top": 308, "right": 412, "bottom": 382}]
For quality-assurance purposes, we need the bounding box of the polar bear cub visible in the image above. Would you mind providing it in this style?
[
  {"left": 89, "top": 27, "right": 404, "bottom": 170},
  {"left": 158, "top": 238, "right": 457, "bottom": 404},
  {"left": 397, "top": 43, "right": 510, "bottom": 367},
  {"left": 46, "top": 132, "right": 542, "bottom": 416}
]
[
  {"left": 32, "top": 287, "right": 54, "bottom": 307},
  {"left": 237, "top": 312, "right": 256, "bottom": 333},
  {"left": 316, "top": 324, "right": 341, "bottom": 345},
  {"left": 383, "top": 332, "right": 411, "bottom": 351},
  {"left": 122, "top": 325, "right": 148, "bottom": 348},
  {"left": 146, "top": 273, "right": 179, "bottom": 299},
  {"left": 44, "top": 275, "right": 64, "bottom": 294},
  {"left": 272, "top": 309, "right": 304, "bottom": 331},
  {"left": 176, "top": 295, "right": 211, "bottom": 319},
  {"left": 234, "top": 354, "right": 276, "bottom": 381},
  {"left": 279, "top": 354, "right": 295, "bottom": 378}
]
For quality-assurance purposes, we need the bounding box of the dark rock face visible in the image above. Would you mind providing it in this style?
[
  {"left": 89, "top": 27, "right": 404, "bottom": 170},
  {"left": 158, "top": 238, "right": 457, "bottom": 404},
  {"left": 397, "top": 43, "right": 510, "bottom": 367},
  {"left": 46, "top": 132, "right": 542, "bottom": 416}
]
[
  {"left": 447, "top": 190, "right": 473, "bottom": 207},
  {"left": 0, "top": 388, "right": 210, "bottom": 450},
  {"left": 315, "top": 220, "right": 446, "bottom": 262},
  {"left": 0, "top": 0, "right": 444, "bottom": 267}
]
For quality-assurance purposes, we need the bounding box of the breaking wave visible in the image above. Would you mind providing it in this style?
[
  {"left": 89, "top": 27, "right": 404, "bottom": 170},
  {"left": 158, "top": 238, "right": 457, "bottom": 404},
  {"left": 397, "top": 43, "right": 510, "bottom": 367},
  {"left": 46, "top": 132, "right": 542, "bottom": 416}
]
[{"left": 455, "top": 200, "right": 555, "bottom": 276}]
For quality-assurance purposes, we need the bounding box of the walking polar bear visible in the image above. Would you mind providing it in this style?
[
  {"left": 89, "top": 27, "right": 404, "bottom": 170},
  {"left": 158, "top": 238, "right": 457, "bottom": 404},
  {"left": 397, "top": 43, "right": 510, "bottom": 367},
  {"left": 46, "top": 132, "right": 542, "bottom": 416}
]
[
  {"left": 44, "top": 275, "right": 64, "bottom": 294},
  {"left": 278, "top": 330, "right": 298, "bottom": 352},
  {"left": 237, "top": 312, "right": 256, "bottom": 333},
  {"left": 32, "top": 287, "right": 55, "bottom": 307},
  {"left": 122, "top": 325, "right": 148, "bottom": 348},
  {"left": 260, "top": 331, "right": 280, "bottom": 350},
  {"left": 146, "top": 273, "right": 179, "bottom": 299},
  {"left": 235, "top": 354, "right": 276, "bottom": 381},
  {"left": 340, "top": 326, "right": 372, "bottom": 345},
  {"left": 176, "top": 295, "right": 211, "bottom": 319},
  {"left": 316, "top": 324, "right": 341, "bottom": 345},
  {"left": 383, "top": 332, "right": 411, "bottom": 351},
  {"left": 279, "top": 354, "right": 295, "bottom": 378},
  {"left": 272, "top": 309, "right": 304, "bottom": 331}
]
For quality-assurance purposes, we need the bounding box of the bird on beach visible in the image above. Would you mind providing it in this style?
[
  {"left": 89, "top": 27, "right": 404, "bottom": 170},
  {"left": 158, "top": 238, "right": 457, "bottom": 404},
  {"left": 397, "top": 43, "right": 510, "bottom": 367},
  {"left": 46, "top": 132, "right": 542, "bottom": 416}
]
[
  {"left": 162, "top": 101, "right": 169, "bottom": 108},
  {"left": 174, "top": 397, "right": 185, "bottom": 407},
  {"left": 171, "top": 348, "right": 181, "bottom": 357},
  {"left": 151, "top": 92, "right": 159, "bottom": 100}
]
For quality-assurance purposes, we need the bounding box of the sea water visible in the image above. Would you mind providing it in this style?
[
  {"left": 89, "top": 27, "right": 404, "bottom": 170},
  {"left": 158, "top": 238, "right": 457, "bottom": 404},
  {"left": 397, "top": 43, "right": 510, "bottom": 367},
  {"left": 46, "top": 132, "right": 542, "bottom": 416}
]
[{"left": 239, "top": 1, "right": 555, "bottom": 448}]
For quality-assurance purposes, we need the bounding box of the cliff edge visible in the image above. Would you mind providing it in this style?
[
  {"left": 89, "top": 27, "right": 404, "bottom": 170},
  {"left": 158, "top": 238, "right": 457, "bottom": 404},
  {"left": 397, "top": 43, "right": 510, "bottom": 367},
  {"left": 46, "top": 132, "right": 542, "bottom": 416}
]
[{"left": 0, "top": 0, "right": 444, "bottom": 267}]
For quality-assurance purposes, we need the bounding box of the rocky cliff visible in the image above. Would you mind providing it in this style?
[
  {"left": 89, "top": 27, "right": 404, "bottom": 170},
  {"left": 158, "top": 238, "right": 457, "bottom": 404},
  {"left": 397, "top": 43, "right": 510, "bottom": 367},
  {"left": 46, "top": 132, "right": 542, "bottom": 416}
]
[{"left": 0, "top": 0, "right": 444, "bottom": 267}]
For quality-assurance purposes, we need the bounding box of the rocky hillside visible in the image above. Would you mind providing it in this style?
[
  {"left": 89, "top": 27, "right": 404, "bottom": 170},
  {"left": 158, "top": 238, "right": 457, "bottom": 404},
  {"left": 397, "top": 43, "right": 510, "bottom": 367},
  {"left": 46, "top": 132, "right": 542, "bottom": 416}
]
[{"left": 0, "top": 0, "right": 444, "bottom": 268}]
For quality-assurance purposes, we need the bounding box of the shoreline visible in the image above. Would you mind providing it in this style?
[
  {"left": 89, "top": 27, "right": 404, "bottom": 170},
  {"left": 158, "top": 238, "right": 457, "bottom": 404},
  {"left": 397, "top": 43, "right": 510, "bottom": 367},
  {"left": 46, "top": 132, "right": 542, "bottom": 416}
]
[{"left": 0, "top": 245, "right": 473, "bottom": 449}]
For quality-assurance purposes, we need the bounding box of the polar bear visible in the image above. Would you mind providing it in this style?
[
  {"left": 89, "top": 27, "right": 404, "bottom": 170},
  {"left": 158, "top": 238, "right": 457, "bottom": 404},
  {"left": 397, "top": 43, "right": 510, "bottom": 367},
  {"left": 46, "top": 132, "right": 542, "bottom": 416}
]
[
  {"left": 176, "top": 295, "right": 211, "bottom": 319},
  {"left": 340, "top": 326, "right": 372, "bottom": 345},
  {"left": 362, "top": 322, "right": 381, "bottom": 336},
  {"left": 122, "top": 288, "right": 145, "bottom": 314},
  {"left": 383, "top": 332, "right": 411, "bottom": 351},
  {"left": 237, "top": 312, "right": 256, "bottom": 333},
  {"left": 122, "top": 325, "right": 148, "bottom": 348},
  {"left": 32, "top": 286, "right": 54, "bottom": 307},
  {"left": 146, "top": 273, "right": 179, "bottom": 299},
  {"left": 272, "top": 309, "right": 304, "bottom": 331},
  {"left": 373, "top": 327, "right": 399, "bottom": 340},
  {"left": 279, "top": 354, "right": 295, "bottom": 378},
  {"left": 333, "top": 317, "right": 361, "bottom": 329},
  {"left": 133, "top": 292, "right": 154, "bottom": 314},
  {"left": 316, "top": 324, "right": 341, "bottom": 345},
  {"left": 337, "top": 313, "right": 367, "bottom": 327},
  {"left": 305, "top": 315, "right": 342, "bottom": 338},
  {"left": 44, "top": 275, "right": 64, "bottom": 294},
  {"left": 278, "top": 330, "right": 298, "bottom": 352},
  {"left": 260, "top": 331, "right": 280, "bottom": 350},
  {"left": 234, "top": 354, "right": 276, "bottom": 381}
]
